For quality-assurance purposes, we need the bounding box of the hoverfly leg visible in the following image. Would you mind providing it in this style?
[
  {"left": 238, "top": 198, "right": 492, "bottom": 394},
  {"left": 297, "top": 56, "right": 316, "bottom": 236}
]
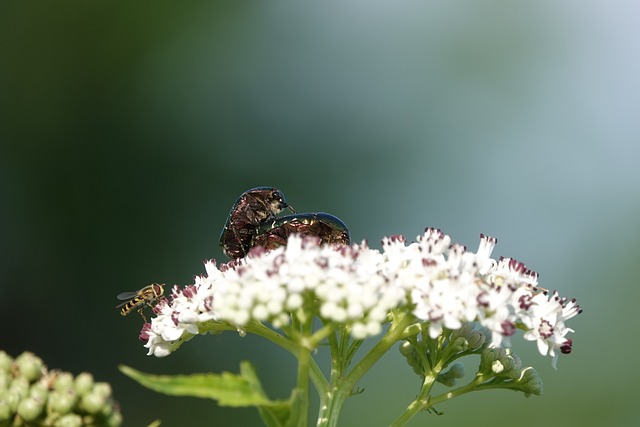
[{"left": 137, "top": 308, "right": 148, "bottom": 323}]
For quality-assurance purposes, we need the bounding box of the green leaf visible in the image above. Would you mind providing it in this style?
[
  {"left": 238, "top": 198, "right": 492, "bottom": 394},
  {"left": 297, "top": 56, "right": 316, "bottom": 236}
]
[{"left": 119, "top": 361, "right": 284, "bottom": 408}]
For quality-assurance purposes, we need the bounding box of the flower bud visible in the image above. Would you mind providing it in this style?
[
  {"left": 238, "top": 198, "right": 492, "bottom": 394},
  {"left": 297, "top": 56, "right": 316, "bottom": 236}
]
[
  {"left": 80, "top": 391, "right": 107, "bottom": 414},
  {"left": 450, "top": 336, "right": 469, "bottom": 353},
  {"left": 517, "top": 367, "right": 543, "bottom": 397},
  {"left": 54, "top": 413, "right": 83, "bottom": 427},
  {"left": 448, "top": 362, "right": 465, "bottom": 379},
  {"left": 0, "top": 352, "right": 12, "bottom": 373},
  {"left": 3, "top": 389, "right": 20, "bottom": 412},
  {"left": 9, "top": 377, "right": 29, "bottom": 399},
  {"left": 491, "top": 360, "right": 505, "bottom": 374},
  {"left": 0, "top": 398, "right": 12, "bottom": 421},
  {"left": 29, "top": 382, "right": 49, "bottom": 402},
  {"left": 15, "top": 352, "right": 44, "bottom": 383},
  {"left": 54, "top": 372, "right": 75, "bottom": 391},
  {"left": 399, "top": 341, "right": 414, "bottom": 358},
  {"left": 106, "top": 411, "right": 124, "bottom": 427},
  {"left": 48, "top": 389, "right": 77, "bottom": 415},
  {"left": 399, "top": 341, "right": 423, "bottom": 375},
  {"left": 466, "top": 328, "right": 487, "bottom": 350},
  {"left": 0, "top": 352, "right": 122, "bottom": 426},
  {"left": 92, "top": 382, "right": 113, "bottom": 399},
  {"left": 0, "top": 371, "right": 10, "bottom": 390},
  {"left": 479, "top": 347, "right": 499, "bottom": 373},
  {"left": 17, "top": 396, "right": 44, "bottom": 421},
  {"left": 480, "top": 347, "right": 519, "bottom": 376},
  {"left": 436, "top": 363, "right": 466, "bottom": 386},
  {"left": 74, "top": 373, "right": 94, "bottom": 395}
]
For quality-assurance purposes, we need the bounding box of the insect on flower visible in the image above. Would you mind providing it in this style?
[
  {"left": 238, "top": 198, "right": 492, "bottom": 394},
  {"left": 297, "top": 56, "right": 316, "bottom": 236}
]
[
  {"left": 116, "top": 283, "right": 165, "bottom": 323},
  {"left": 219, "top": 187, "right": 294, "bottom": 259},
  {"left": 253, "top": 212, "right": 350, "bottom": 251}
]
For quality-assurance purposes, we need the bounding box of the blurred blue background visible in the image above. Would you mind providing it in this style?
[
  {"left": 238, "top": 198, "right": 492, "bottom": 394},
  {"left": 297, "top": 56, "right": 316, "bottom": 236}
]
[{"left": 1, "top": 1, "right": 638, "bottom": 426}]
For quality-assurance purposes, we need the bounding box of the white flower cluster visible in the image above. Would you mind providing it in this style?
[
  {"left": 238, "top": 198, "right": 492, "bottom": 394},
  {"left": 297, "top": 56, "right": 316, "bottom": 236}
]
[{"left": 141, "top": 229, "right": 581, "bottom": 367}]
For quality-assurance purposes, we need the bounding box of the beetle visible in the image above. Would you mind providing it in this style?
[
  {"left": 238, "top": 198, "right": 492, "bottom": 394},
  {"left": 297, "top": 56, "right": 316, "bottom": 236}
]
[
  {"left": 252, "top": 212, "right": 350, "bottom": 251},
  {"left": 219, "top": 187, "right": 294, "bottom": 259}
]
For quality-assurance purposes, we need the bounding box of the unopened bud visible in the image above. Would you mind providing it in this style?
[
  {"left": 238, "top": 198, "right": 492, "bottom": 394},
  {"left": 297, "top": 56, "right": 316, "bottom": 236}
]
[
  {"left": 74, "top": 373, "right": 94, "bottom": 395},
  {"left": 106, "top": 411, "right": 124, "bottom": 427},
  {"left": 17, "top": 396, "right": 44, "bottom": 421},
  {"left": 0, "top": 352, "right": 122, "bottom": 426},
  {"left": 466, "top": 329, "right": 487, "bottom": 350},
  {"left": 54, "top": 413, "right": 83, "bottom": 427},
  {"left": 0, "top": 399, "right": 12, "bottom": 421},
  {"left": 0, "top": 372, "right": 9, "bottom": 390},
  {"left": 10, "top": 377, "right": 29, "bottom": 399},
  {"left": 93, "top": 382, "right": 113, "bottom": 399},
  {"left": 517, "top": 367, "right": 543, "bottom": 397},
  {"left": 80, "top": 391, "right": 106, "bottom": 414},
  {"left": 15, "top": 352, "right": 44, "bottom": 382},
  {"left": 49, "top": 389, "right": 77, "bottom": 415},
  {"left": 3, "top": 389, "right": 20, "bottom": 412},
  {"left": 0, "top": 352, "right": 12, "bottom": 373},
  {"left": 437, "top": 362, "right": 466, "bottom": 386},
  {"left": 399, "top": 341, "right": 423, "bottom": 375},
  {"left": 29, "top": 383, "right": 48, "bottom": 402},
  {"left": 54, "top": 372, "right": 75, "bottom": 391}
]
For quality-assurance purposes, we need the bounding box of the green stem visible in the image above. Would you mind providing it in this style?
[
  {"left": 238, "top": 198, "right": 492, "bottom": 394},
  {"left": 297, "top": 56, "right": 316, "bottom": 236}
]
[
  {"left": 200, "top": 321, "right": 329, "bottom": 396},
  {"left": 296, "top": 345, "right": 312, "bottom": 427},
  {"left": 317, "top": 386, "right": 349, "bottom": 427},
  {"left": 390, "top": 362, "right": 443, "bottom": 426},
  {"left": 429, "top": 374, "right": 514, "bottom": 405},
  {"left": 392, "top": 371, "right": 502, "bottom": 425},
  {"left": 342, "top": 313, "right": 415, "bottom": 391},
  {"left": 317, "top": 327, "right": 351, "bottom": 427},
  {"left": 391, "top": 329, "right": 464, "bottom": 426},
  {"left": 318, "top": 313, "right": 415, "bottom": 426}
]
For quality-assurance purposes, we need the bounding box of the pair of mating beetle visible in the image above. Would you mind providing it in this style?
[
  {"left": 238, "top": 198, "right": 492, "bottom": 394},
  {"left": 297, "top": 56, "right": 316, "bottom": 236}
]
[
  {"left": 117, "top": 187, "right": 351, "bottom": 321},
  {"left": 219, "top": 186, "right": 350, "bottom": 259}
]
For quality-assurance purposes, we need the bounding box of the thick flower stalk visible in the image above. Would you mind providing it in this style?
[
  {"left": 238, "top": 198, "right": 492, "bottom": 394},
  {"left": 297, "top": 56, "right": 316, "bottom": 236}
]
[{"left": 130, "top": 228, "right": 582, "bottom": 426}]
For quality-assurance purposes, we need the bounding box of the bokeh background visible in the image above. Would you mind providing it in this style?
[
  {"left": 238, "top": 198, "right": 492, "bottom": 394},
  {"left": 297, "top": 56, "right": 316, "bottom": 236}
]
[{"left": 1, "top": 1, "right": 638, "bottom": 426}]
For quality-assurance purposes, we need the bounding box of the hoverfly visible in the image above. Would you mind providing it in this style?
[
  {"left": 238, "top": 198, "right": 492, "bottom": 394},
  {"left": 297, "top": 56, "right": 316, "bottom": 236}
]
[
  {"left": 116, "top": 283, "right": 165, "bottom": 322},
  {"left": 219, "top": 187, "right": 294, "bottom": 259},
  {"left": 252, "top": 212, "right": 350, "bottom": 251}
]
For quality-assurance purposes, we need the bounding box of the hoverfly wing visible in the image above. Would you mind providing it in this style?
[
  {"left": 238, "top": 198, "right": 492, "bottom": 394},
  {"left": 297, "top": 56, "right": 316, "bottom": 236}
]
[
  {"left": 116, "top": 291, "right": 139, "bottom": 300},
  {"left": 115, "top": 290, "right": 141, "bottom": 309}
]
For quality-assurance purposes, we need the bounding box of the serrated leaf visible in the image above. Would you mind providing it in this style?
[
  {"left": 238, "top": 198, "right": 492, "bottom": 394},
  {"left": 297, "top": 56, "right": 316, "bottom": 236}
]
[{"left": 120, "top": 361, "right": 282, "bottom": 408}]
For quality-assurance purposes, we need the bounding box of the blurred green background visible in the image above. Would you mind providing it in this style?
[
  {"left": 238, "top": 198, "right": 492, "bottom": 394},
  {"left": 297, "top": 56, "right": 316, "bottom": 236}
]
[{"left": 1, "top": 1, "right": 638, "bottom": 426}]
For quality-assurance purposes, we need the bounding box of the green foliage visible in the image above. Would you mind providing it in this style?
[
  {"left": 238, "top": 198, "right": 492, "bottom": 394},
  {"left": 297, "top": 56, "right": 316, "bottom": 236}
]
[{"left": 120, "top": 362, "right": 297, "bottom": 427}]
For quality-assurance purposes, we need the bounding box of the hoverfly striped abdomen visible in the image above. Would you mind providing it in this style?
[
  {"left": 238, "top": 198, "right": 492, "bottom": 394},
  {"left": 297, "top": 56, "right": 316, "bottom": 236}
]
[{"left": 116, "top": 283, "right": 165, "bottom": 322}]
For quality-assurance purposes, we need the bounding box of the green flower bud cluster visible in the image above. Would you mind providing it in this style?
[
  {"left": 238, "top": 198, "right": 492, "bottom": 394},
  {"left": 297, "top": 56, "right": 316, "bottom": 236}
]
[
  {"left": 447, "top": 322, "right": 490, "bottom": 354},
  {"left": 478, "top": 347, "right": 543, "bottom": 397},
  {"left": 399, "top": 323, "right": 491, "bottom": 380},
  {"left": 0, "top": 351, "right": 122, "bottom": 427}
]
